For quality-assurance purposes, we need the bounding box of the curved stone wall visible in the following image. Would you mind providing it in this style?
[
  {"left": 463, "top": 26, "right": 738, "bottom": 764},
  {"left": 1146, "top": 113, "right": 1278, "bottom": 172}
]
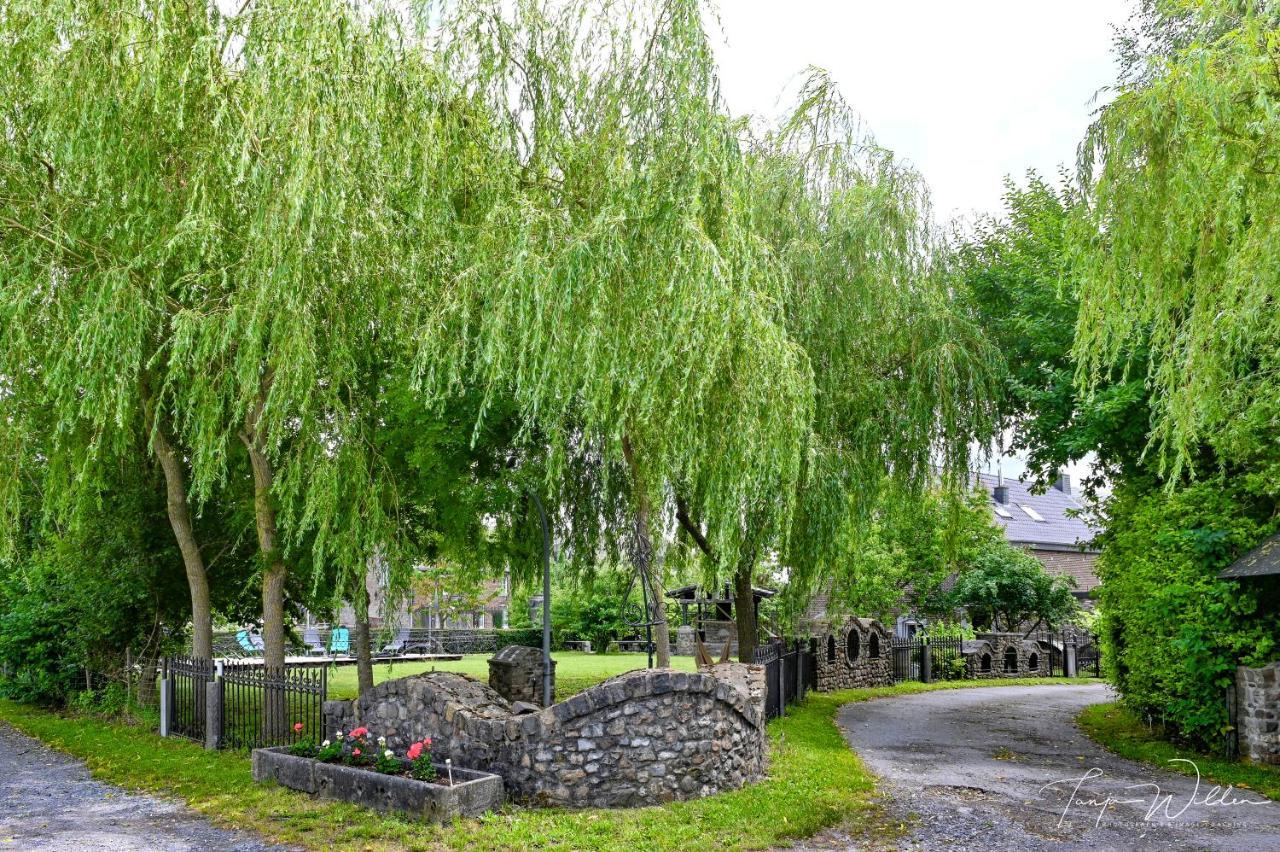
[
  {"left": 976, "top": 633, "right": 1044, "bottom": 677},
  {"left": 814, "top": 617, "right": 893, "bottom": 691},
  {"left": 323, "top": 666, "right": 766, "bottom": 808}
]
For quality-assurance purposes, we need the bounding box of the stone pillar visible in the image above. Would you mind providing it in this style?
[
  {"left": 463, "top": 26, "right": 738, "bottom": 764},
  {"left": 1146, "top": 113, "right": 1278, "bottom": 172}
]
[
  {"left": 1065, "top": 640, "right": 1078, "bottom": 678},
  {"left": 1237, "top": 662, "right": 1280, "bottom": 765},
  {"left": 488, "top": 645, "right": 556, "bottom": 707},
  {"left": 204, "top": 678, "right": 223, "bottom": 750},
  {"left": 675, "top": 625, "right": 696, "bottom": 656}
]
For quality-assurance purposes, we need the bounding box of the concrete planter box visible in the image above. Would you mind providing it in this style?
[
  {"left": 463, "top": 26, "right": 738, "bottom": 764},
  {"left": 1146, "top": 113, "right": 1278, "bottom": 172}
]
[{"left": 252, "top": 747, "right": 504, "bottom": 821}]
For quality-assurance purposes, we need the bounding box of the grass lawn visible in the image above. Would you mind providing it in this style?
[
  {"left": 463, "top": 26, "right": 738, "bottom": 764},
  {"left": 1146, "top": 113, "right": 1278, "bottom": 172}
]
[
  {"left": 327, "top": 651, "right": 698, "bottom": 703},
  {"left": 0, "top": 674, "right": 1079, "bottom": 850},
  {"left": 1078, "top": 702, "right": 1280, "bottom": 802}
]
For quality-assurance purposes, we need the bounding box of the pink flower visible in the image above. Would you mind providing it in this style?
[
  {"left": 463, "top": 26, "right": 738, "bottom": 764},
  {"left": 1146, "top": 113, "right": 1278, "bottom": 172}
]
[
  {"left": 407, "top": 742, "right": 423, "bottom": 761},
  {"left": 293, "top": 722, "right": 304, "bottom": 733},
  {"left": 349, "top": 727, "right": 368, "bottom": 739},
  {"left": 352, "top": 748, "right": 361, "bottom": 757},
  {"left": 422, "top": 737, "right": 432, "bottom": 747}
]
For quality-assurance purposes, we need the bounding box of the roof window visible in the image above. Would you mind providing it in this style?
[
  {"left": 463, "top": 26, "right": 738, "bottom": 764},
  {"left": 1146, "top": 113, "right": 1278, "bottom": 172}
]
[
  {"left": 993, "top": 504, "right": 1013, "bottom": 519},
  {"left": 1019, "top": 504, "right": 1046, "bottom": 522}
]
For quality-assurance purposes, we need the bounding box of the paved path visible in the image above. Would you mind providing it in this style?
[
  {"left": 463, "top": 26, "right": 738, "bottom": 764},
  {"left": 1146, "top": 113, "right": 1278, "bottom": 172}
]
[
  {"left": 808, "top": 683, "right": 1280, "bottom": 851},
  {"left": 0, "top": 721, "right": 286, "bottom": 851}
]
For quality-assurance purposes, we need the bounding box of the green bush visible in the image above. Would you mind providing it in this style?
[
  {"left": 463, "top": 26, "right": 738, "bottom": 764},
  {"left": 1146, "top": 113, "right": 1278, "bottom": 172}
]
[{"left": 1097, "top": 479, "right": 1280, "bottom": 753}]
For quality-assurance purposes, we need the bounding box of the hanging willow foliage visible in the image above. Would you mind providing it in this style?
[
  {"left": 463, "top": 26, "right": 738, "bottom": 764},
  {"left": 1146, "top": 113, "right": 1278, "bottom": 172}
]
[
  {"left": 3, "top": 0, "right": 1001, "bottom": 666},
  {"left": 1075, "top": 0, "right": 1280, "bottom": 483}
]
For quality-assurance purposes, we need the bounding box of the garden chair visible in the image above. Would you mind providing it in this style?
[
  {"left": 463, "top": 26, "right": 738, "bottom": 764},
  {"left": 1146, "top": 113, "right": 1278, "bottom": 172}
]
[
  {"left": 235, "top": 629, "right": 263, "bottom": 656},
  {"left": 377, "top": 626, "right": 410, "bottom": 657},
  {"left": 302, "top": 626, "right": 326, "bottom": 656},
  {"left": 328, "top": 625, "right": 351, "bottom": 655}
]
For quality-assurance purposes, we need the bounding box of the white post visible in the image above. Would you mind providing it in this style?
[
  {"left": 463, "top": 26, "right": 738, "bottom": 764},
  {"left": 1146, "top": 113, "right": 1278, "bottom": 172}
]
[{"left": 158, "top": 669, "right": 170, "bottom": 737}]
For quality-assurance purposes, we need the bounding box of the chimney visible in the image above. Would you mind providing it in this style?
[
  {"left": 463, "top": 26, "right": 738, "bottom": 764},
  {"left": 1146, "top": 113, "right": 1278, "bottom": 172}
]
[
  {"left": 1053, "top": 472, "right": 1071, "bottom": 495},
  {"left": 993, "top": 484, "right": 1008, "bottom": 504}
]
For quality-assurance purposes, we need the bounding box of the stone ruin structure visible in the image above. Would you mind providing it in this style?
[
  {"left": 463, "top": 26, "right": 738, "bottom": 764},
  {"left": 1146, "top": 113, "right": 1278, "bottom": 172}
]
[
  {"left": 1237, "top": 661, "right": 1280, "bottom": 765},
  {"left": 962, "top": 633, "right": 1045, "bottom": 677},
  {"left": 813, "top": 617, "right": 893, "bottom": 691},
  {"left": 323, "top": 665, "right": 767, "bottom": 808},
  {"left": 488, "top": 644, "right": 555, "bottom": 707}
]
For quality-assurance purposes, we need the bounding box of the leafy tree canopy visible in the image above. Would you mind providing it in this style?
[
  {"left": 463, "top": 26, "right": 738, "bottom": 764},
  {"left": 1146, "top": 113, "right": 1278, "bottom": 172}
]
[{"left": 948, "top": 544, "right": 1079, "bottom": 634}]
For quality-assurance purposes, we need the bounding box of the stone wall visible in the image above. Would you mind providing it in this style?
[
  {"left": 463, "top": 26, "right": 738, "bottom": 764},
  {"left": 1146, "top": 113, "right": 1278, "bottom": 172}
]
[
  {"left": 961, "top": 639, "right": 997, "bottom": 678},
  {"left": 976, "top": 633, "right": 1044, "bottom": 677},
  {"left": 1237, "top": 662, "right": 1280, "bottom": 765},
  {"left": 488, "top": 645, "right": 554, "bottom": 706},
  {"left": 813, "top": 617, "right": 893, "bottom": 691},
  {"left": 323, "top": 666, "right": 766, "bottom": 808}
]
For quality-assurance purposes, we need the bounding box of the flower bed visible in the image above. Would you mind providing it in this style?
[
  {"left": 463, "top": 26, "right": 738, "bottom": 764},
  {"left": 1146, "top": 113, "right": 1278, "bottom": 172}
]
[{"left": 251, "top": 725, "right": 503, "bottom": 821}]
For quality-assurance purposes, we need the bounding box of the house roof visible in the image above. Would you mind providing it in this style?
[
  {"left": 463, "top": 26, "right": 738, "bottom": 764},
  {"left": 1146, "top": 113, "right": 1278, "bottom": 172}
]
[
  {"left": 975, "top": 472, "right": 1100, "bottom": 551},
  {"left": 1220, "top": 531, "right": 1280, "bottom": 579}
]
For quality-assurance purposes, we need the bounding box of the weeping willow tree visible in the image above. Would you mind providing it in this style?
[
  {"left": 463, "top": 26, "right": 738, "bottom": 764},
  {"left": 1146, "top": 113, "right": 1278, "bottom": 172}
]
[
  {"left": 0, "top": 0, "right": 236, "bottom": 657},
  {"left": 427, "top": 3, "right": 997, "bottom": 662},
  {"left": 423, "top": 0, "right": 815, "bottom": 665},
  {"left": 1074, "top": 0, "right": 1280, "bottom": 484},
  {"left": 1, "top": 0, "right": 509, "bottom": 726},
  {"left": 702, "top": 72, "right": 999, "bottom": 652}
]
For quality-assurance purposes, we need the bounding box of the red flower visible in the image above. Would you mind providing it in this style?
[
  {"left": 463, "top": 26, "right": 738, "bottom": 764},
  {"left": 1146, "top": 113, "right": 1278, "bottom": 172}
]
[
  {"left": 349, "top": 727, "right": 368, "bottom": 739},
  {"left": 407, "top": 742, "right": 423, "bottom": 761},
  {"left": 352, "top": 748, "right": 361, "bottom": 757},
  {"left": 293, "top": 722, "right": 304, "bottom": 733},
  {"left": 422, "top": 737, "right": 432, "bottom": 746}
]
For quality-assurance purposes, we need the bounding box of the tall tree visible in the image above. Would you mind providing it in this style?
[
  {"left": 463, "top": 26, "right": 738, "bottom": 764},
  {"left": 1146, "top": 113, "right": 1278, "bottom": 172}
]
[
  {"left": 0, "top": 0, "right": 233, "bottom": 658},
  {"left": 1074, "top": 0, "right": 1280, "bottom": 487}
]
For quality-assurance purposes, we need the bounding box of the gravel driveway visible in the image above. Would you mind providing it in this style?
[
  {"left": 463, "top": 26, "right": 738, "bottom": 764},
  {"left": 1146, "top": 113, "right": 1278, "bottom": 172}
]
[
  {"left": 0, "top": 721, "right": 286, "bottom": 851},
  {"left": 805, "top": 683, "right": 1280, "bottom": 851}
]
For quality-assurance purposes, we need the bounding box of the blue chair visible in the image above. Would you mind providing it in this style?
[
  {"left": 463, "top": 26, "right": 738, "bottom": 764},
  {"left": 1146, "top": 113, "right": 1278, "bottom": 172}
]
[
  {"left": 328, "top": 626, "right": 351, "bottom": 655},
  {"left": 235, "top": 629, "right": 262, "bottom": 656}
]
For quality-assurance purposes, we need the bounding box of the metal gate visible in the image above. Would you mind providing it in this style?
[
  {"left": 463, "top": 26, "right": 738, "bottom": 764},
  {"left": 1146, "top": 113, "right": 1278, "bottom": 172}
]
[{"left": 163, "top": 657, "right": 214, "bottom": 742}]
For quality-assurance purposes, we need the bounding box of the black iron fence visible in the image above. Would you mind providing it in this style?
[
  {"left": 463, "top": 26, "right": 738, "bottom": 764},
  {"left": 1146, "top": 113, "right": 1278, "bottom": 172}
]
[
  {"left": 161, "top": 657, "right": 326, "bottom": 750},
  {"left": 890, "top": 637, "right": 965, "bottom": 683},
  {"left": 220, "top": 663, "right": 327, "bottom": 751},
  {"left": 753, "top": 638, "right": 816, "bottom": 721},
  {"left": 889, "top": 631, "right": 1100, "bottom": 684},
  {"left": 163, "top": 657, "right": 214, "bottom": 742}
]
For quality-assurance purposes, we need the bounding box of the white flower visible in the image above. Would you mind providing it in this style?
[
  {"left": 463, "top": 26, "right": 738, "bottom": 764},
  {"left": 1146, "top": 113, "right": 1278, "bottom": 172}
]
[
  {"left": 321, "top": 740, "right": 330, "bottom": 748},
  {"left": 335, "top": 731, "right": 343, "bottom": 739},
  {"left": 377, "top": 736, "right": 386, "bottom": 746},
  {"left": 384, "top": 749, "right": 394, "bottom": 758}
]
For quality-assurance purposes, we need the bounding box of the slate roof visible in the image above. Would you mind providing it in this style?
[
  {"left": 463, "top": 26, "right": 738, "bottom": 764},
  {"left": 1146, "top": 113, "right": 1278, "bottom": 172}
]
[
  {"left": 975, "top": 472, "right": 1100, "bottom": 551},
  {"left": 1220, "top": 531, "right": 1280, "bottom": 579}
]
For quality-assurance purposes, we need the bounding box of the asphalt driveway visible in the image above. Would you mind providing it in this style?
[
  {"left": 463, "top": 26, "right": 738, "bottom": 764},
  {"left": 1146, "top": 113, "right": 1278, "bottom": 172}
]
[
  {"left": 820, "top": 683, "right": 1280, "bottom": 851},
  {"left": 0, "top": 721, "right": 284, "bottom": 851}
]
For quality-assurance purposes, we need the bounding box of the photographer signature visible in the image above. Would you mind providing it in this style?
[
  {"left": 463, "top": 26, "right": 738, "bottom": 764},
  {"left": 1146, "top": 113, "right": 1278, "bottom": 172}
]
[{"left": 1039, "top": 760, "right": 1271, "bottom": 829}]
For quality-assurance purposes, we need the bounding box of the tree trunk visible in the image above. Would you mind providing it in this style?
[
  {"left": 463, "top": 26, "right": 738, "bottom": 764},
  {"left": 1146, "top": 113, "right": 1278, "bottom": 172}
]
[
  {"left": 353, "top": 580, "right": 375, "bottom": 696},
  {"left": 623, "top": 437, "right": 669, "bottom": 668},
  {"left": 240, "top": 399, "right": 288, "bottom": 741},
  {"left": 150, "top": 416, "right": 214, "bottom": 660},
  {"left": 733, "top": 559, "right": 757, "bottom": 663}
]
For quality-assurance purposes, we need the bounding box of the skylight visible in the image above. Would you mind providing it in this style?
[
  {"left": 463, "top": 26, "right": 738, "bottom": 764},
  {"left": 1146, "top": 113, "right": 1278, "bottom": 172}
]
[
  {"left": 1019, "top": 504, "right": 1046, "bottom": 522},
  {"left": 993, "top": 504, "right": 1013, "bottom": 519}
]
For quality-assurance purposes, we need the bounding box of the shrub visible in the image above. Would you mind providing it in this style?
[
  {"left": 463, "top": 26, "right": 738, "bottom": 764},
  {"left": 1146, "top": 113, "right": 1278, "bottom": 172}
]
[{"left": 1097, "top": 479, "right": 1280, "bottom": 754}]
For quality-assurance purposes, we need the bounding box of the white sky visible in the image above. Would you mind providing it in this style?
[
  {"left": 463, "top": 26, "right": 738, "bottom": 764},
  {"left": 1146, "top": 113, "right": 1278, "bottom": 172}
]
[
  {"left": 712, "top": 1, "right": 1128, "bottom": 224},
  {"left": 712, "top": 2, "right": 1129, "bottom": 489}
]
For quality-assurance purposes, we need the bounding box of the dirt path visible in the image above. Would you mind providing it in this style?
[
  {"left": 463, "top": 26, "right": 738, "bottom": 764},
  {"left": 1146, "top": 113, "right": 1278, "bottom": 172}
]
[
  {"left": 0, "top": 721, "right": 286, "bottom": 851},
  {"left": 807, "top": 683, "right": 1280, "bottom": 851}
]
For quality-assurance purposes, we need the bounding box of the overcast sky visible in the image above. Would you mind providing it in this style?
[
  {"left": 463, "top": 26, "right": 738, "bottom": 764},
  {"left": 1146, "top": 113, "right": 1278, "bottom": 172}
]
[
  {"left": 711, "top": 1, "right": 1129, "bottom": 487},
  {"left": 712, "top": 1, "right": 1128, "bottom": 224}
]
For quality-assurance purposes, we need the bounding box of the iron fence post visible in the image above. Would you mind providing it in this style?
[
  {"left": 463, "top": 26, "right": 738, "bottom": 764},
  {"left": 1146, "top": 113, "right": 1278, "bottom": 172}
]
[{"left": 920, "top": 636, "right": 932, "bottom": 683}]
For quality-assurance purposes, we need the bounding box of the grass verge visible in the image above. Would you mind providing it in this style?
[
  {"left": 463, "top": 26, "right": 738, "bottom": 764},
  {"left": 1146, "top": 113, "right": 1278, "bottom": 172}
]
[
  {"left": 1078, "top": 702, "right": 1280, "bottom": 801},
  {"left": 0, "top": 676, "right": 1083, "bottom": 850}
]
